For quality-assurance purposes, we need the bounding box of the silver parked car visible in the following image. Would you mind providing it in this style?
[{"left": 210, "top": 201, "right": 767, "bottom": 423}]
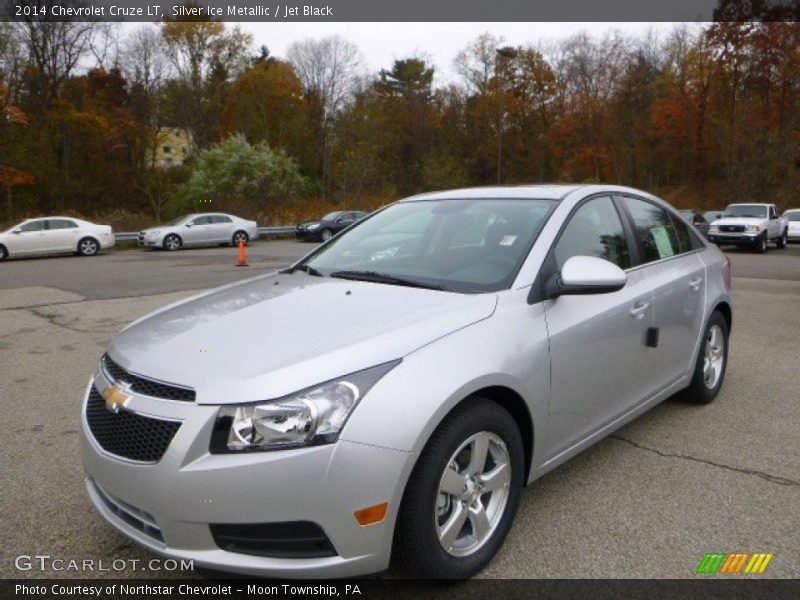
[
  {"left": 81, "top": 185, "right": 732, "bottom": 579},
  {"left": 138, "top": 213, "right": 258, "bottom": 250},
  {"left": 0, "top": 216, "right": 114, "bottom": 260}
]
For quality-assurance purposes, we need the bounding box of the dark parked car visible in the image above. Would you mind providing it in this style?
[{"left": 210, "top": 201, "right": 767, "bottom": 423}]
[
  {"left": 680, "top": 210, "right": 710, "bottom": 238},
  {"left": 295, "top": 211, "right": 368, "bottom": 242}
]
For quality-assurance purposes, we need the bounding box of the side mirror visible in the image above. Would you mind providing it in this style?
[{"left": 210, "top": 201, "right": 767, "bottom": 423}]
[
  {"left": 12, "top": 229, "right": 22, "bottom": 234},
  {"left": 546, "top": 256, "right": 627, "bottom": 299},
  {"left": 185, "top": 223, "right": 193, "bottom": 228}
]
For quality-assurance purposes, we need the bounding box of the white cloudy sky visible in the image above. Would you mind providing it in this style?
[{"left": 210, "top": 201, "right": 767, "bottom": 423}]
[{"left": 236, "top": 21, "right": 684, "bottom": 84}]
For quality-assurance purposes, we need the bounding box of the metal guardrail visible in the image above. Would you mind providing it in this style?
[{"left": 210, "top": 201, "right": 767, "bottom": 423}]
[{"left": 114, "top": 226, "right": 295, "bottom": 242}]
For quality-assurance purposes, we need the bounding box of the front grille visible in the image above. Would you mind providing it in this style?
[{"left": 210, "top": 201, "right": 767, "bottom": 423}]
[
  {"left": 91, "top": 479, "right": 164, "bottom": 542},
  {"left": 103, "top": 354, "right": 195, "bottom": 402},
  {"left": 85, "top": 386, "right": 181, "bottom": 463},
  {"left": 720, "top": 225, "right": 745, "bottom": 233},
  {"left": 210, "top": 521, "right": 337, "bottom": 558}
]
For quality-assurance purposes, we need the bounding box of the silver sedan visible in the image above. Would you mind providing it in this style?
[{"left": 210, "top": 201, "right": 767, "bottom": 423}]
[
  {"left": 0, "top": 216, "right": 114, "bottom": 260},
  {"left": 81, "top": 185, "right": 732, "bottom": 579},
  {"left": 138, "top": 213, "right": 259, "bottom": 250}
]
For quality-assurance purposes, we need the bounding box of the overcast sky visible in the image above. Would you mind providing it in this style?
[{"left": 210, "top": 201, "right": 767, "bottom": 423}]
[{"left": 236, "top": 22, "right": 685, "bottom": 84}]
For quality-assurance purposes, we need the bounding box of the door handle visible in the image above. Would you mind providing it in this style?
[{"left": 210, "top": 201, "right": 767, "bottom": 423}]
[
  {"left": 630, "top": 301, "right": 650, "bottom": 319},
  {"left": 689, "top": 277, "right": 702, "bottom": 291}
]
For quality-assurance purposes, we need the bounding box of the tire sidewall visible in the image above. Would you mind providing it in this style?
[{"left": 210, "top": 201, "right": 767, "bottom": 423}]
[
  {"left": 688, "top": 311, "right": 729, "bottom": 404},
  {"left": 232, "top": 231, "right": 248, "bottom": 246},
  {"left": 397, "top": 399, "right": 525, "bottom": 579},
  {"left": 320, "top": 229, "right": 332, "bottom": 241}
]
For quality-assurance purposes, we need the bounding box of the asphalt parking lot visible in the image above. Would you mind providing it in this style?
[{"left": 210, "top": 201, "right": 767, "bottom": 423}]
[{"left": 1, "top": 240, "right": 798, "bottom": 579}]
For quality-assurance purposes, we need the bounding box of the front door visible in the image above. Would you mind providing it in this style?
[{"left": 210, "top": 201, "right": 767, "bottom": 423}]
[{"left": 543, "top": 196, "right": 654, "bottom": 458}]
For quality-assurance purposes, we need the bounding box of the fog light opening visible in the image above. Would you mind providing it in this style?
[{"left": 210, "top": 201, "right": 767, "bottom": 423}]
[{"left": 354, "top": 502, "right": 388, "bottom": 525}]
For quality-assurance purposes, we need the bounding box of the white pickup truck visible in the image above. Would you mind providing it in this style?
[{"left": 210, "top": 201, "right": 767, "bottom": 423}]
[{"left": 708, "top": 203, "right": 789, "bottom": 253}]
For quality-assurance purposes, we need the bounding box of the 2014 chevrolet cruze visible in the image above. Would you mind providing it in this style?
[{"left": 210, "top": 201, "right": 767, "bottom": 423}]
[{"left": 81, "top": 185, "right": 732, "bottom": 579}]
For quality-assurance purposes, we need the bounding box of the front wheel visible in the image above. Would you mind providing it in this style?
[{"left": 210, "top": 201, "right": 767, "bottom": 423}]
[
  {"left": 776, "top": 231, "right": 788, "bottom": 249},
  {"left": 163, "top": 234, "right": 182, "bottom": 251},
  {"left": 754, "top": 235, "right": 767, "bottom": 253},
  {"left": 320, "top": 228, "right": 333, "bottom": 242},
  {"left": 77, "top": 237, "right": 99, "bottom": 256},
  {"left": 679, "top": 311, "right": 729, "bottom": 405},
  {"left": 395, "top": 398, "right": 524, "bottom": 579}
]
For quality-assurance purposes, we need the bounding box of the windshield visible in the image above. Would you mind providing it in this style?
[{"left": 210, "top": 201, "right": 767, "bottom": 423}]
[
  {"left": 679, "top": 211, "right": 693, "bottom": 218},
  {"left": 321, "top": 212, "right": 343, "bottom": 221},
  {"left": 301, "top": 198, "right": 557, "bottom": 293},
  {"left": 166, "top": 215, "right": 190, "bottom": 226},
  {"left": 723, "top": 205, "right": 768, "bottom": 219},
  {"left": 785, "top": 211, "right": 800, "bottom": 222}
]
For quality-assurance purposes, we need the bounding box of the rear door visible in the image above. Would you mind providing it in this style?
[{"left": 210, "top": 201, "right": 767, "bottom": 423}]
[
  {"left": 620, "top": 196, "right": 706, "bottom": 391},
  {"left": 210, "top": 215, "right": 234, "bottom": 242},
  {"left": 46, "top": 219, "right": 80, "bottom": 252},
  {"left": 543, "top": 195, "right": 655, "bottom": 457}
]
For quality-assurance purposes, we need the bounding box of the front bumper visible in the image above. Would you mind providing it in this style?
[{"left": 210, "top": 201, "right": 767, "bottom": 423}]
[
  {"left": 708, "top": 232, "right": 760, "bottom": 245},
  {"left": 80, "top": 376, "right": 411, "bottom": 578}
]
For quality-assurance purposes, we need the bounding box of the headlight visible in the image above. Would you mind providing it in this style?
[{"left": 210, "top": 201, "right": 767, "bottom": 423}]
[
  {"left": 745, "top": 225, "right": 762, "bottom": 233},
  {"left": 147, "top": 230, "right": 161, "bottom": 237},
  {"left": 709, "top": 225, "right": 719, "bottom": 232},
  {"left": 210, "top": 361, "right": 400, "bottom": 453},
  {"left": 307, "top": 223, "right": 320, "bottom": 230}
]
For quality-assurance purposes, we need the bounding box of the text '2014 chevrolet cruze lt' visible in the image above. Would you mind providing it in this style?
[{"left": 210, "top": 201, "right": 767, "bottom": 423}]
[{"left": 81, "top": 185, "right": 732, "bottom": 579}]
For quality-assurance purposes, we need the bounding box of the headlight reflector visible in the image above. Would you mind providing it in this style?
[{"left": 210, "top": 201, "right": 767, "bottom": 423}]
[
  {"left": 709, "top": 224, "right": 719, "bottom": 232},
  {"left": 211, "top": 361, "right": 399, "bottom": 453},
  {"left": 745, "top": 225, "right": 762, "bottom": 233},
  {"left": 307, "top": 223, "right": 320, "bottom": 230}
]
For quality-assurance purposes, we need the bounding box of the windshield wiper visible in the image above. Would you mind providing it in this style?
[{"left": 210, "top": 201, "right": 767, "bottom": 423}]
[
  {"left": 281, "top": 264, "right": 323, "bottom": 277},
  {"left": 329, "top": 270, "right": 445, "bottom": 291}
]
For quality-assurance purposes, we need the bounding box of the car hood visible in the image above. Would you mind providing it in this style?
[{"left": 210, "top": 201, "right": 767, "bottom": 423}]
[
  {"left": 106, "top": 273, "right": 498, "bottom": 404},
  {"left": 712, "top": 217, "right": 766, "bottom": 227}
]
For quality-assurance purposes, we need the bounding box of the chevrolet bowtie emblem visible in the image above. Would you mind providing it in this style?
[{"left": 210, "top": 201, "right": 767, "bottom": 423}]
[{"left": 102, "top": 382, "right": 131, "bottom": 413}]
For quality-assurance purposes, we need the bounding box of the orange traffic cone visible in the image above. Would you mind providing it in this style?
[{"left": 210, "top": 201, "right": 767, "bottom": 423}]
[{"left": 236, "top": 239, "right": 249, "bottom": 267}]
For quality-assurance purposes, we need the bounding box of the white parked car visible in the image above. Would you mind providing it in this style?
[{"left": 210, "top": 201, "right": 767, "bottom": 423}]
[
  {"left": 784, "top": 209, "right": 800, "bottom": 242},
  {"left": 0, "top": 217, "right": 114, "bottom": 260},
  {"left": 138, "top": 213, "right": 259, "bottom": 251}
]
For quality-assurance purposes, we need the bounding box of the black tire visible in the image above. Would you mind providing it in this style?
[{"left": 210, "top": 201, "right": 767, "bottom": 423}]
[
  {"left": 395, "top": 398, "right": 524, "bottom": 579},
  {"left": 776, "top": 231, "right": 788, "bottom": 249},
  {"left": 679, "top": 311, "right": 729, "bottom": 405},
  {"left": 231, "top": 230, "right": 249, "bottom": 246},
  {"left": 0, "top": 245, "right": 7, "bottom": 260},
  {"left": 754, "top": 234, "right": 767, "bottom": 253},
  {"left": 320, "top": 228, "right": 333, "bottom": 242},
  {"left": 77, "top": 237, "right": 99, "bottom": 256},
  {"left": 163, "top": 234, "right": 182, "bottom": 251}
]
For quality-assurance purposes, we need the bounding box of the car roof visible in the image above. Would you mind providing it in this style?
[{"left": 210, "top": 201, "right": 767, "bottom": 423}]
[
  {"left": 727, "top": 203, "right": 771, "bottom": 207},
  {"left": 398, "top": 183, "right": 671, "bottom": 203}
]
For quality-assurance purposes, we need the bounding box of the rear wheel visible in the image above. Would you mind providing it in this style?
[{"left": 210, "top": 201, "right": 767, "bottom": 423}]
[
  {"left": 232, "top": 231, "right": 249, "bottom": 246},
  {"left": 77, "top": 237, "right": 99, "bottom": 256},
  {"left": 776, "top": 231, "right": 788, "bottom": 249},
  {"left": 163, "top": 234, "right": 182, "bottom": 251},
  {"left": 395, "top": 398, "right": 524, "bottom": 579},
  {"left": 679, "top": 311, "right": 729, "bottom": 405}
]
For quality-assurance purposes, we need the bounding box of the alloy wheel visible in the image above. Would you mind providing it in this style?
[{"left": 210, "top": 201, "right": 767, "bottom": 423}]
[
  {"left": 435, "top": 431, "right": 511, "bottom": 557},
  {"left": 321, "top": 229, "right": 333, "bottom": 241},
  {"left": 80, "top": 239, "right": 98, "bottom": 256},
  {"left": 703, "top": 324, "right": 725, "bottom": 389},
  {"left": 233, "top": 232, "right": 248, "bottom": 246}
]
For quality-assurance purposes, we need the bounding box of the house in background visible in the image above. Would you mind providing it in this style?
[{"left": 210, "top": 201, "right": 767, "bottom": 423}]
[{"left": 150, "top": 128, "right": 192, "bottom": 168}]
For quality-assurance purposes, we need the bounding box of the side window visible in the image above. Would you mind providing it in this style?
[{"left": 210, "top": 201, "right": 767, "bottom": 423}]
[
  {"left": 624, "top": 197, "right": 681, "bottom": 263},
  {"left": 554, "top": 196, "right": 631, "bottom": 270},
  {"left": 47, "top": 219, "right": 77, "bottom": 230},
  {"left": 769, "top": 206, "right": 777, "bottom": 219},
  {"left": 20, "top": 220, "right": 46, "bottom": 232},
  {"left": 192, "top": 216, "right": 209, "bottom": 225},
  {"left": 216, "top": 216, "right": 233, "bottom": 224},
  {"left": 669, "top": 213, "right": 696, "bottom": 254}
]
